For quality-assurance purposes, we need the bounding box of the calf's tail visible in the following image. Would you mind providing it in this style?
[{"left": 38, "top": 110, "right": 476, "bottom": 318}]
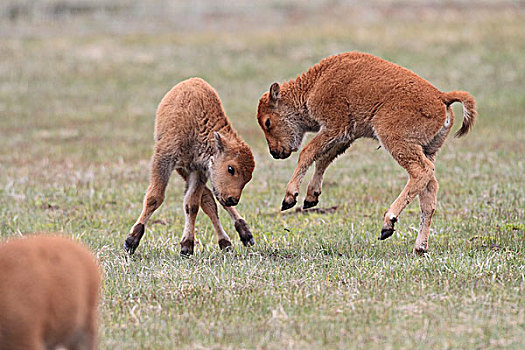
[{"left": 441, "top": 90, "right": 477, "bottom": 137}]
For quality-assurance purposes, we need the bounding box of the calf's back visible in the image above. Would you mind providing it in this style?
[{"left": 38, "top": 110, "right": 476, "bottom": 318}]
[{"left": 0, "top": 235, "right": 100, "bottom": 350}]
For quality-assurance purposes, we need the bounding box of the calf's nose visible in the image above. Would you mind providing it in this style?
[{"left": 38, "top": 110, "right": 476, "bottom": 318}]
[
  {"left": 225, "top": 196, "right": 239, "bottom": 207},
  {"left": 270, "top": 149, "right": 280, "bottom": 159}
]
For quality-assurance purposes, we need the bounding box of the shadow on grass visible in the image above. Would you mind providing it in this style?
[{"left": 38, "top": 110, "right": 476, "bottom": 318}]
[
  {"left": 261, "top": 205, "right": 340, "bottom": 217},
  {"left": 122, "top": 244, "right": 359, "bottom": 264}
]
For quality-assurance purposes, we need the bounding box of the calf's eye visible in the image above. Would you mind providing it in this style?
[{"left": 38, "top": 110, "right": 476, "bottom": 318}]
[
  {"left": 265, "top": 119, "right": 271, "bottom": 130},
  {"left": 228, "top": 165, "right": 235, "bottom": 175}
]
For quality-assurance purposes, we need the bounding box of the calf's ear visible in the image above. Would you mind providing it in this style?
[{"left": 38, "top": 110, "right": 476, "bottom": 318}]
[
  {"left": 269, "top": 82, "right": 280, "bottom": 106},
  {"left": 214, "top": 132, "right": 225, "bottom": 153}
]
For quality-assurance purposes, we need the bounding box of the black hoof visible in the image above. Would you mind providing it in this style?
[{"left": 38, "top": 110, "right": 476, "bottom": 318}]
[
  {"left": 180, "top": 240, "right": 194, "bottom": 256},
  {"left": 242, "top": 236, "right": 255, "bottom": 247},
  {"left": 180, "top": 246, "right": 194, "bottom": 256},
  {"left": 235, "top": 219, "right": 255, "bottom": 247},
  {"left": 379, "top": 228, "right": 395, "bottom": 240},
  {"left": 219, "top": 239, "right": 233, "bottom": 251},
  {"left": 281, "top": 198, "right": 297, "bottom": 211},
  {"left": 124, "top": 223, "right": 145, "bottom": 255},
  {"left": 413, "top": 247, "right": 427, "bottom": 256},
  {"left": 303, "top": 199, "right": 319, "bottom": 210},
  {"left": 124, "top": 238, "right": 136, "bottom": 255}
]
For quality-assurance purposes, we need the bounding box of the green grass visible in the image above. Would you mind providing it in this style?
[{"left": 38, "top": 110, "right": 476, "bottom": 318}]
[{"left": 0, "top": 1, "right": 524, "bottom": 349}]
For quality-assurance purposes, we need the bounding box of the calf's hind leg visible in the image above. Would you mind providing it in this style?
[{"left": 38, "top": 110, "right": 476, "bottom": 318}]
[
  {"left": 379, "top": 142, "right": 434, "bottom": 241},
  {"left": 414, "top": 175, "right": 438, "bottom": 254},
  {"left": 200, "top": 186, "right": 233, "bottom": 251},
  {"left": 413, "top": 120, "right": 449, "bottom": 254},
  {"left": 180, "top": 171, "right": 206, "bottom": 256},
  {"left": 125, "top": 153, "right": 172, "bottom": 254}
]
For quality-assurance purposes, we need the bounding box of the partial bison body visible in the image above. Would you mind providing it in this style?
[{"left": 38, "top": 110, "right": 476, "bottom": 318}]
[
  {"left": 0, "top": 235, "right": 100, "bottom": 350},
  {"left": 257, "top": 52, "right": 477, "bottom": 254},
  {"left": 125, "top": 78, "right": 255, "bottom": 255}
]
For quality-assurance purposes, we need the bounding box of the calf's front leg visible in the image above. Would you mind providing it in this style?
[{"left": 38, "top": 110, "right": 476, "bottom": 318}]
[
  {"left": 223, "top": 205, "right": 255, "bottom": 247},
  {"left": 281, "top": 129, "right": 341, "bottom": 211},
  {"left": 180, "top": 171, "right": 205, "bottom": 256},
  {"left": 303, "top": 140, "right": 352, "bottom": 209},
  {"left": 200, "top": 185, "right": 233, "bottom": 251}
]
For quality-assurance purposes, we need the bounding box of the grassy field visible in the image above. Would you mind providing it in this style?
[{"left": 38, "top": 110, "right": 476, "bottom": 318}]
[{"left": 0, "top": 1, "right": 524, "bottom": 349}]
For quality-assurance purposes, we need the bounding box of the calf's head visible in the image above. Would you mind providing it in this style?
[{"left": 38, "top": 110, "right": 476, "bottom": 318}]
[
  {"left": 257, "top": 82, "right": 304, "bottom": 159},
  {"left": 210, "top": 132, "right": 255, "bottom": 207}
]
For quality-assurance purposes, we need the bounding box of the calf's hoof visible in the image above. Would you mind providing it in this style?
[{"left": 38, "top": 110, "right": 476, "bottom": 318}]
[
  {"left": 180, "top": 240, "right": 194, "bottom": 256},
  {"left": 413, "top": 247, "right": 427, "bottom": 256},
  {"left": 379, "top": 228, "right": 395, "bottom": 240},
  {"left": 303, "top": 199, "right": 319, "bottom": 210},
  {"left": 379, "top": 215, "right": 397, "bottom": 240},
  {"left": 124, "top": 223, "right": 145, "bottom": 254},
  {"left": 242, "top": 236, "right": 255, "bottom": 247},
  {"left": 218, "top": 239, "right": 233, "bottom": 251},
  {"left": 235, "top": 219, "right": 255, "bottom": 247},
  {"left": 124, "top": 238, "right": 136, "bottom": 254},
  {"left": 413, "top": 244, "right": 428, "bottom": 256},
  {"left": 281, "top": 197, "right": 297, "bottom": 211}
]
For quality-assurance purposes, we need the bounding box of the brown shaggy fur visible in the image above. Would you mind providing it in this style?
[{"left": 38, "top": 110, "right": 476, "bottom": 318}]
[
  {"left": 0, "top": 235, "right": 100, "bottom": 350},
  {"left": 125, "top": 78, "right": 256, "bottom": 255},
  {"left": 257, "top": 52, "right": 477, "bottom": 254}
]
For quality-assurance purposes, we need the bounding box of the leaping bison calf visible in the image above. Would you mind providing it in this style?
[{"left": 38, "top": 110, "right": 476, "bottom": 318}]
[
  {"left": 125, "top": 78, "right": 255, "bottom": 256},
  {"left": 257, "top": 52, "right": 477, "bottom": 254},
  {"left": 0, "top": 235, "right": 101, "bottom": 350}
]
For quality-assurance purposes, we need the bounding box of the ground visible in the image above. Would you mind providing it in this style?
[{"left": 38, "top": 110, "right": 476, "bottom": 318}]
[{"left": 0, "top": 1, "right": 523, "bottom": 349}]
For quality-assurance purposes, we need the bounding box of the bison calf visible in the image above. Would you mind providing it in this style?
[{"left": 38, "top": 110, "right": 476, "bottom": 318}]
[
  {"left": 125, "top": 78, "right": 255, "bottom": 255},
  {"left": 0, "top": 235, "right": 100, "bottom": 350},
  {"left": 257, "top": 52, "right": 477, "bottom": 254}
]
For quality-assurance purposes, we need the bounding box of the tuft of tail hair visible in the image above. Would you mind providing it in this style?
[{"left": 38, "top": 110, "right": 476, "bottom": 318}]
[{"left": 441, "top": 90, "right": 477, "bottom": 137}]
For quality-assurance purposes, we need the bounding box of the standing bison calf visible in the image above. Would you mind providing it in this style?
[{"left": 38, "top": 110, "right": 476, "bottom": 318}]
[
  {"left": 125, "top": 78, "right": 255, "bottom": 256},
  {"left": 0, "top": 235, "right": 100, "bottom": 350},
  {"left": 257, "top": 52, "right": 477, "bottom": 254}
]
